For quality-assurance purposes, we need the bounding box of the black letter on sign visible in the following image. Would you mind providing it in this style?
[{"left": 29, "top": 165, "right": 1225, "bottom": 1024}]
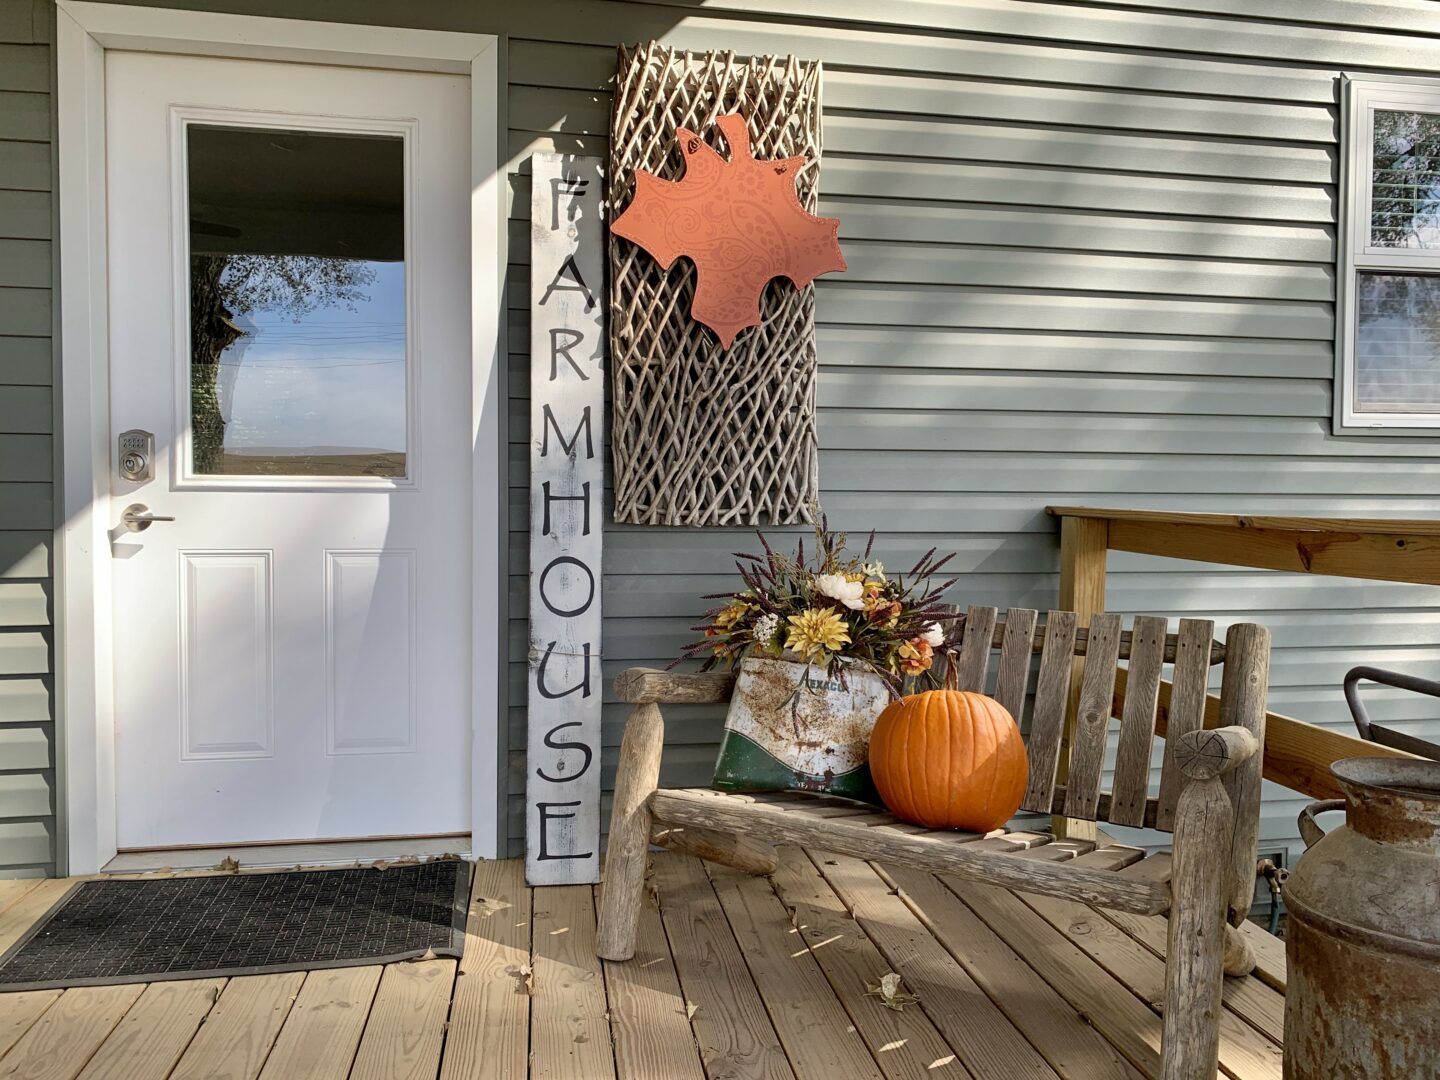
[
  {"left": 541, "top": 403, "right": 593, "bottom": 459},
  {"left": 536, "top": 801, "right": 594, "bottom": 861},
  {"left": 539, "top": 556, "right": 595, "bottom": 618},
  {"left": 535, "top": 640, "right": 592, "bottom": 699},
  {"left": 534, "top": 721, "right": 594, "bottom": 783},
  {"left": 539, "top": 254, "right": 596, "bottom": 312},
  {"left": 549, "top": 328, "right": 589, "bottom": 381},
  {"left": 542, "top": 480, "right": 590, "bottom": 537},
  {"left": 549, "top": 176, "right": 589, "bottom": 231}
]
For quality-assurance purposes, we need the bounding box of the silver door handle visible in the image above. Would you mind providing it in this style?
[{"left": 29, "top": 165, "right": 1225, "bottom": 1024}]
[{"left": 121, "top": 503, "right": 175, "bottom": 532}]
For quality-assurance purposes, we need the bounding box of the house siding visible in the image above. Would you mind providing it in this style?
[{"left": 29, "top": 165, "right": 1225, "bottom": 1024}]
[
  {"left": 0, "top": 0, "right": 55, "bottom": 877},
  {"left": 10, "top": 0, "right": 1440, "bottom": 871}
]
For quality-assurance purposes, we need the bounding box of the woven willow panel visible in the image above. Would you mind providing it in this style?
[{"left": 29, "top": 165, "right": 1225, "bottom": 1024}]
[{"left": 609, "top": 43, "right": 823, "bottom": 526}]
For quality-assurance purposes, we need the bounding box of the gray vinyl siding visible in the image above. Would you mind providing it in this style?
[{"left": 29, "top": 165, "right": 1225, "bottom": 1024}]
[
  {"left": 0, "top": 0, "right": 55, "bottom": 878},
  {"left": 22, "top": 0, "right": 1440, "bottom": 868}
]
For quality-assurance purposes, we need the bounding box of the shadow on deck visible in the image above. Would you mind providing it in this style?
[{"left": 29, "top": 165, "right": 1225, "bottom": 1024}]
[{"left": 0, "top": 849, "right": 1284, "bottom": 1078}]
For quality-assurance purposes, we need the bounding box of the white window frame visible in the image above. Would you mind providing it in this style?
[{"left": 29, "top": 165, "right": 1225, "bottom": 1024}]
[
  {"left": 1337, "top": 75, "right": 1440, "bottom": 433},
  {"left": 54, "top": 1, "right": 505, "bottom": 873}
]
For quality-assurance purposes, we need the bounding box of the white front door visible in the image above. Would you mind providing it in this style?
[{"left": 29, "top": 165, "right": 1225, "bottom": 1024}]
[{"left": 105, "top": 52, "right": 473, "bottom": 849}]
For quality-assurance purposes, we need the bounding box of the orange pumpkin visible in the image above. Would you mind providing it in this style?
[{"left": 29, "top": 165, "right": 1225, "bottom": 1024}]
[{"left": 869, "top": 690, "right": 1028, "bottom": 831}]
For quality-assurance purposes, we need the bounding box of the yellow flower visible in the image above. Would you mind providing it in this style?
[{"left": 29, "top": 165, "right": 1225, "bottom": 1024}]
[
  {"left": 896, "top": 637, "right": 934, "bottom": 676},
  {"left": 785, "top": 608, "right": 852, "bottom": 660},
  {"left": 713, "top": 601, "right": 751, "bottom": 631}
]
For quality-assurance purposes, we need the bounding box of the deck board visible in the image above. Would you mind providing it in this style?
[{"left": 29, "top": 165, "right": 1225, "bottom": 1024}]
[
  {"left": 0, "top": 854, "right": 1287, "bottom": 1079},
  {"left": 812, "top": 851, "right": 1063, "bottom": 1079},
  {"left": 440, "top": 857, "right": 532, "bottom": 1080},
  {"left": 708, "top": 860, "right": 886, "bottom": 1080},
  {"left": 76, "top": 978, "right": 224, "bottom": 1080},
  {"left": 530, "top": 885, "right": 615, "bottom": 1080},
  {"left": 599, "top": 883, "right": 706, "bottom": 1080},
  {"left": 257, "top": 967, "right": 379, "bottom": 1080},
  {"left": 768, "top": 847, "right": 967, "bottom": 1080}
]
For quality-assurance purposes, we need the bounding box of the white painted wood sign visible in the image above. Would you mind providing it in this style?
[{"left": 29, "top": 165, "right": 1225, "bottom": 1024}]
[{"left": 527, "top": 153, "right": 605, "bottom": 885}]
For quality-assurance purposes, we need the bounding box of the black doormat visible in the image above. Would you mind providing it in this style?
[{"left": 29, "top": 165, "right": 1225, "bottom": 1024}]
[{"left": 0, "top": 860, "right": 471, "bottom": 991}]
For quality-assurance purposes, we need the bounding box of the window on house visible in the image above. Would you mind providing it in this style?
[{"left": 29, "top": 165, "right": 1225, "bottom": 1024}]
[{"left": 1339, "top": 78, "right": 1440, "bottom": 431}]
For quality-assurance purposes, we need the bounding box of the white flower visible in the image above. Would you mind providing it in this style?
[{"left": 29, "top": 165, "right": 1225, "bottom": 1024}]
[
  {"left": 814, "top": 573, "right": 866, "bottom": 611},
  {"left": 862, "top": 560, "right": 886, "bottom": 581},
  {"left": 920, "top": 623, "right": 945, "bottom": 648},
  {"left": 752, "top": 612, "right": 779, "bottom": 645}
]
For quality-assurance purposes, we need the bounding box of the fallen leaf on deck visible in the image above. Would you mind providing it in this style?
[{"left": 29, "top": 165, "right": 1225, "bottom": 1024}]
[
  {"left": 214, "top": 857, "right": 239, "bottom": 872},
  {"left": 685, "top": 1001, "right": 699, "bottom": 1020},
  {"left": 866, "top": 972, "right": 919, "bottom": 1012},
  {"left": 410, "top": 947, "right": 438, "bottom": 962}
]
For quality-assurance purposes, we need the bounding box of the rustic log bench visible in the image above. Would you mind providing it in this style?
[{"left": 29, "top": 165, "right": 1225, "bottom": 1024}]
[{"left": 597, "top": 606, "right": 1271, "bottom": 1080}]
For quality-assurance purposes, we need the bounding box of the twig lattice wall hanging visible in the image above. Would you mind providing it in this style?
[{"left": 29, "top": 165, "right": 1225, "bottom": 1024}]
[{"left": 609, "top": 43, "right": 826, "bottom": 526}]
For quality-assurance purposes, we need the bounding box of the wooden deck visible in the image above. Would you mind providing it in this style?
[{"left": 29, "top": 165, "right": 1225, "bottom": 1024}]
[{"left": 0, "top": 849, "right": 1286, "bottom": 1079}]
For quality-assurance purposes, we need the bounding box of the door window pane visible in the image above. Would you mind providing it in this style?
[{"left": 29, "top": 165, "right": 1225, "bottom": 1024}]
[
  {"left": 187, "top": 125, "right": 407, "bottom": 477},
  {"left": 1371, "top": 109, "right": 1440, "bottom": 250},
  {"left": 1355, "top": 271, "right": 1440, "bottom": 413}
]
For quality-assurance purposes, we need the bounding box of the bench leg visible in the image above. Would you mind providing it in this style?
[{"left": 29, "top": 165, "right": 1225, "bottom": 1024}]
[
  {"left": 596, "top": 702, "right": 664, "bottom": 961},
  {"left": 1162, "top": 774, "right": 1233, "bottom": 1080},
  {"left": 652, "top": 824, "right": 778, "bottom": 875}
]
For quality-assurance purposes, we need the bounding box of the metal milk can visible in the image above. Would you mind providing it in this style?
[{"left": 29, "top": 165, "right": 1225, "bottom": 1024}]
[{"left": 1283, "top": 757, "right": 1440, "bottom": 1079}]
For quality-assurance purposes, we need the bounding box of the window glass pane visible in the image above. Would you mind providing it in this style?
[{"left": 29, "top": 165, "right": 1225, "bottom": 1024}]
[
  {"left": 1371, "top": 109, "right": 1440, "bottom": 249},
  {"left": 1355, "top": 272, "right": 1440, "bottom": 413},
  {"left": 187, "top": 125, "right": 406, "bottom": 477}
]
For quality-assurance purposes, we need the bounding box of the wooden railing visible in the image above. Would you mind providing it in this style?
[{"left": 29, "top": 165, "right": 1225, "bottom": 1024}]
[{"left": 1048, "top": 506, "right": 1424, "bottom": 802}]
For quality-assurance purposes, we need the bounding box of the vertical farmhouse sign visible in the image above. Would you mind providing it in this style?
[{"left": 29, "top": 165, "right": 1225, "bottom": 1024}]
[{"left": 527, "top": 153, "right": 605, "bottom": 886}]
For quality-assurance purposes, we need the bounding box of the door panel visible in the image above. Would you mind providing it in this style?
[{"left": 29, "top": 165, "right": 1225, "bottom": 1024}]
[{"left": 106, "top": 52, "right": 472, "bottom": 848}]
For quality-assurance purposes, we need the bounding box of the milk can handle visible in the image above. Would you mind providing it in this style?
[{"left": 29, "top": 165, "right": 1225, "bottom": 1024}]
[{"left": 1299, "top": 799, "right": 1345, "bottom": 849}]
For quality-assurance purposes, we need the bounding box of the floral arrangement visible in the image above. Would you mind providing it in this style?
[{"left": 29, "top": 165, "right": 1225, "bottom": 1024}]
[{"left": 677, "top": 519, "right": 964, "bottom": 691}]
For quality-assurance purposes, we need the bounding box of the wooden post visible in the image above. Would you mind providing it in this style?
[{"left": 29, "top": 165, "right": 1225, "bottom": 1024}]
[
  {"left": 1217, "top": 623, "right": 1270, "bottom": 927},
  {"left": 1056, "top": 515, "right": 1109, "bottom": 841},
  {"left": 595, "top": 702, "right": 665, "bottom": 961},
  {"left": 1163, "top": 772, "right": 1233, "bottom": 1080}
]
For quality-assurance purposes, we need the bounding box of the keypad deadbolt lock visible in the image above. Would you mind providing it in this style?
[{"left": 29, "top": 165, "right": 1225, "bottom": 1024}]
[{"left": 118, "top": 429, "right": 154, "bottom": 483}]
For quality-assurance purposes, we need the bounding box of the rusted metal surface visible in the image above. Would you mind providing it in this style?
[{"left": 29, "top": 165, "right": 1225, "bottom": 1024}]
[
  {"left": 712, "top": 657, "right": 891, "bottom": 799},
  {"left": 1284, "top": 757, "right": 1440, "bottom": 1079}
]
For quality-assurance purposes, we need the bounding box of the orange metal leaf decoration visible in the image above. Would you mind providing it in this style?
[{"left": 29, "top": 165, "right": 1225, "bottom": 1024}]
[{"left": 611, "top": 112, "right": 846, "bottom": 350}]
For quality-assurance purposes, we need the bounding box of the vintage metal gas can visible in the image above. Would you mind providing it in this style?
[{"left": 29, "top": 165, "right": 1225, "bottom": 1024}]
[{"left": 1284, "top": 757, "right": 1440, "bottom": 1079}]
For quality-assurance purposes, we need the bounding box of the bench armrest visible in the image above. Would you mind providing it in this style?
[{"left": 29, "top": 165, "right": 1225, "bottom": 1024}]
[
  {"left": 1174, "top": 726, "right": 1259, "bottom": 781},
  {"left": 615, "top": 667, "right": 737, "bottom": 705}
]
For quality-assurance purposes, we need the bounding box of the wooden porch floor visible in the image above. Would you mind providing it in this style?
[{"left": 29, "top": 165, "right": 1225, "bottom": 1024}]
[{"left": 0, "top": 848, "right": 1285, "bottom": 1079}]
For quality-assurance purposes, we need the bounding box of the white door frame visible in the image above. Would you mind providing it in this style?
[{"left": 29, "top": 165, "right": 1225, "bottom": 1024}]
[{"left": 54, "top": 1, "right": 504, "bottom": 873}]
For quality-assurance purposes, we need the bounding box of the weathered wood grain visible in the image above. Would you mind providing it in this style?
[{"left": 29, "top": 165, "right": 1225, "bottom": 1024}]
[
  {"left": 530, "top": 885, "right": 614, "bottom": 1080},
  {"left": 349, "top": 961, "right": 455, "bottom": 1080},
  {"left": 256, "top": 968, "right": 378, "bottom": 1080},
  {"left": 1216, "top": 623, "right": 1270, "bottom": 926},
  {"left": 1173, "top": 727, "right": 1259, "bottom": 782},
  {"left": 1022, "top": 610, "right": 1078, "bottom": 814},
  {"left": 0, "top": 985, "right": 143, "bottom": 1080},
  {"left": 768, "top": 848, "right": 966, "bottom": 1080},
  {"left": 1063, "top": 611, "right": 1122, "bottom": 821},
  {"left": 652, "top": 853, "right": 795, "bottom": 1080},
  {"left": 1108, "top": 615, "right": 1167, "bottom": 827},
  {"left": 169, "top": 974, "right": 302, "bottom": 1080},
  {"left": 1162, "top": 776, "right": 1233, "bottom": 1080},
  {"left": 992, "top": 607, "right": 1037, "bottom": 722},
  {"left": 651, "top": 824, "right": 778, "bottom": 875},
  {"left": 597, "top": 701, "right": 665, "bottom": 960},
  {"left": 527, "top": 151, "right": 606, "bottom": 886},
  {"left": 614, "top": 668, "right": 737, "bottom": 705},
  {"left": 651, "top": 788, "right": 1171, "bottom": 914},
  {"left": 812, "top": 852, "right": 1061, "bottom": 1080},
  {"left": 599, "top": 880, "right": 706, "bottom": 1080},
  {"left": 440, "top": 858, "right": 532, "bottom": 1080},
  {"left": 1154, "top": 619, "right": 1216, "bottom": 832},
  {"left": 708, "top": 862, "right": 885, "bottom": 1079},
  {"left": 0, "top": 989, "right": 60, "bottom": 1061},
  {"left": 79, "top": 979, "right": 225, "bottom": 1080},
  {"left": 880, "top": 862, "right": 1143, "bottom": 1080},
  {"left": 951, "top": 605, "right": 997, "bottom": 692}
]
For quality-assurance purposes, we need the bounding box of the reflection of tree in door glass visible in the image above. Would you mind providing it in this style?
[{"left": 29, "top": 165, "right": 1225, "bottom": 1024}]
[{"left": 187, "top": 124, "right": 406, "bottom": 477}]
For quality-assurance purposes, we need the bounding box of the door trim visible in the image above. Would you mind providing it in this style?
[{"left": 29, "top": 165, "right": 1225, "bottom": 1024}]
[{"left": 55, "top": 2, "right": 505, "bottom": 873}]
